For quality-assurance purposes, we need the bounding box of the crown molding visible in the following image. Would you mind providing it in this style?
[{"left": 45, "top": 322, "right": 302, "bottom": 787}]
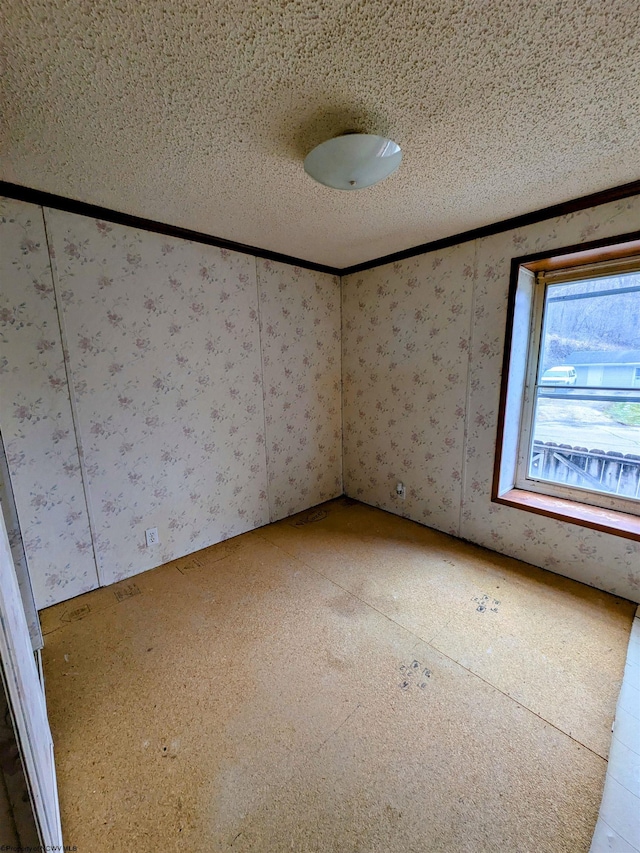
[
  {"left": 0, "top": 181, "right": 342, "bottom": 277},
  {"left": 341, "top": 179, "right": 640, "bottom": 275},
  {"left": 2, "top": 178, "right": 640, "bottom": 277}
]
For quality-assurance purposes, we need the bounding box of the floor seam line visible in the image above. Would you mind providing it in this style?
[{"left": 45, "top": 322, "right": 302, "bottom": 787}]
[
  {"left": 612, "top": 732, "right": 640, "bottom": 759},
  {"left": 598, "top": 814, "right": 638, "bottom": 848},
  {"left": 261, "top": 536, "right": 427, "bottom": 637},
  {"left": 606, "top": 766, "right": 640, "bottom": 800},
  {"left": 424, "top": 640, "right": 608, "bottom": 761},
  {"left": 262, "top": 533, "right": 609, "bottom": 763},
  {"left": 314, "top": 703, "right": 363, "bottom": 754}
]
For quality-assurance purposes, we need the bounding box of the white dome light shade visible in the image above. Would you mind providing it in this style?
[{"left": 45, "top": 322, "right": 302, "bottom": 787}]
[{"left": 304, "top": 133, "right": 402, "bottom": 190}]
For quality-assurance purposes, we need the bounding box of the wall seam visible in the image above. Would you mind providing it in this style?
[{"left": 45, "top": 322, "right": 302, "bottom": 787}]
[
  {"left": 254, "top": 258, "right": 273, "bottom": 522},
  {"left": 458, "top": 238, "right": 479, "bottom": 539},
  {"left": 41, "top": 208, "right": 105, "bottom": 587},
  {"left": 339, "top": 273, "right": 346, "bottom": 496}
]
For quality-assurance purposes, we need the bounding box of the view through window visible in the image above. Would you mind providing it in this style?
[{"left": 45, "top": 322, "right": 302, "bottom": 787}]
[{"left": 522, "top": 268, "right": 640, "bottom": 510}]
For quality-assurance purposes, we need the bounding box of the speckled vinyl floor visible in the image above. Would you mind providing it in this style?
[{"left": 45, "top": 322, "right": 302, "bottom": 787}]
[{"left": 40, "top": 499, "right": 635, "bottom": 853}]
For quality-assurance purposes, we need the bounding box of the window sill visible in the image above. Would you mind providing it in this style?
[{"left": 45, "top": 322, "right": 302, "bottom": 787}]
[{"left": 493, "top": 489, "right": 640, "bottom": 542}]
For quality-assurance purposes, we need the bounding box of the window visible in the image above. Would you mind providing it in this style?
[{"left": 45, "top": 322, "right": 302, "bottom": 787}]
[{"left": 494, "top": 238, "right": 640, "bottom": 540}]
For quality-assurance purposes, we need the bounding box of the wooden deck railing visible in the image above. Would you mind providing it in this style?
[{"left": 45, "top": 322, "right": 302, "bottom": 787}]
[{"left": 531, "top": 441, "right": 640, "bottom": 499}]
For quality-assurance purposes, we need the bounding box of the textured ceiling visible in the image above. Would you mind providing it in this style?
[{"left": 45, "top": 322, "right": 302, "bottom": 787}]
[{"left": 2, "top": 1, "right": 640, "bottom": 268}]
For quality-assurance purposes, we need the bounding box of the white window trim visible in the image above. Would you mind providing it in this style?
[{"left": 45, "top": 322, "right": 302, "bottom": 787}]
[{"left": 511, "top": 265, "right": 640, "bottom": 517}]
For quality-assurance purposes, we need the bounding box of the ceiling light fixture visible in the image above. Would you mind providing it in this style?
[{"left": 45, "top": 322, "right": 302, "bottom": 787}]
[{"left": 303, "top": 133, "right": 402, "bottom": 191}]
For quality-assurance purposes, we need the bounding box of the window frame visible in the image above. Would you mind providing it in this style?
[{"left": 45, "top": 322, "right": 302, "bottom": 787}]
[
  {"left": 492, "top": 230, "right": 640, "bottom": 542},
  {"left": 515, "top": 263, "right": 640, "bottom": 516}
]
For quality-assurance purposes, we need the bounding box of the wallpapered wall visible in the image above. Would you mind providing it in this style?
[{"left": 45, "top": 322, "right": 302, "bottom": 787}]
[
  {"left": 343, "top": 194, "right": 640, "bottom": 604},
  {"left": 343, "top": 240, "right": 476, "bottom": 536},
  {"left": 0, "top": 198, "right": 342, "bottom": 608},
  {"left": 258, "top": 260, "right": 342, "bottom": 521},
  {"left": 0, "top": 202, "right": 98, "bottom": 607},
  {"left": 3, "top": 192, "right": 640, "bottom": 610}
]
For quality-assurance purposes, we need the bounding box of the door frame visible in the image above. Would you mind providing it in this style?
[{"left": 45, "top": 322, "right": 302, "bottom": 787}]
[{"left": 0, "top": 512, "right": 63, "bottom": 846}]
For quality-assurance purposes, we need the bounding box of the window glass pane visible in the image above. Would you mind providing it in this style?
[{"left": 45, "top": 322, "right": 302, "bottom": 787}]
[
  {"left": 528, "top": 272, "right": 640, "bottom": 500},
  {"left": 529, "top": 391, "right": 640, "bottom": 499},
  {"left": 538, "top": 272, "right": 640, "bottom": 390}
]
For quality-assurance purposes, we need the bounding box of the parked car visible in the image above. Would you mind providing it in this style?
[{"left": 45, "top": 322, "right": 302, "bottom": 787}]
[{"left": 540, "top": 366, "right": 577, "bottom": 385}]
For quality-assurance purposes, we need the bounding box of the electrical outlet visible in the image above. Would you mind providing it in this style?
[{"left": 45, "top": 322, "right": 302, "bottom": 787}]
[
  {"left": 396, "top": 482, "right": 406, "bottom": 500},
  {"left": 145, "top": 527, "right": 159, "bottom": 547}
]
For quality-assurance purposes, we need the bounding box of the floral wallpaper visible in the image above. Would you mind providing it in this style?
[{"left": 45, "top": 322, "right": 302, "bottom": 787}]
[
  {"left": 460, "top": 197, "right": 640, "bottom": 602},
  {"left": 343, "top": 195, "right": 640, "bottom": 603},
  {"left": 1, "top": 200, "right": 343, "bottom": 605},
  {"left": 342, "top": 242, "right": 475, "bottom": 536},
  {"left": 4, "top": 189, "right": 640, "bottom": 608},
  {"left": 0, "top": 199, "right": 98, "bottom": 609},
  {"left": 44, "top": 208, "right": 272, "bottom": 586},
  {"left": 258, "top": 260, "right": 342, "bottom": 521}
]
